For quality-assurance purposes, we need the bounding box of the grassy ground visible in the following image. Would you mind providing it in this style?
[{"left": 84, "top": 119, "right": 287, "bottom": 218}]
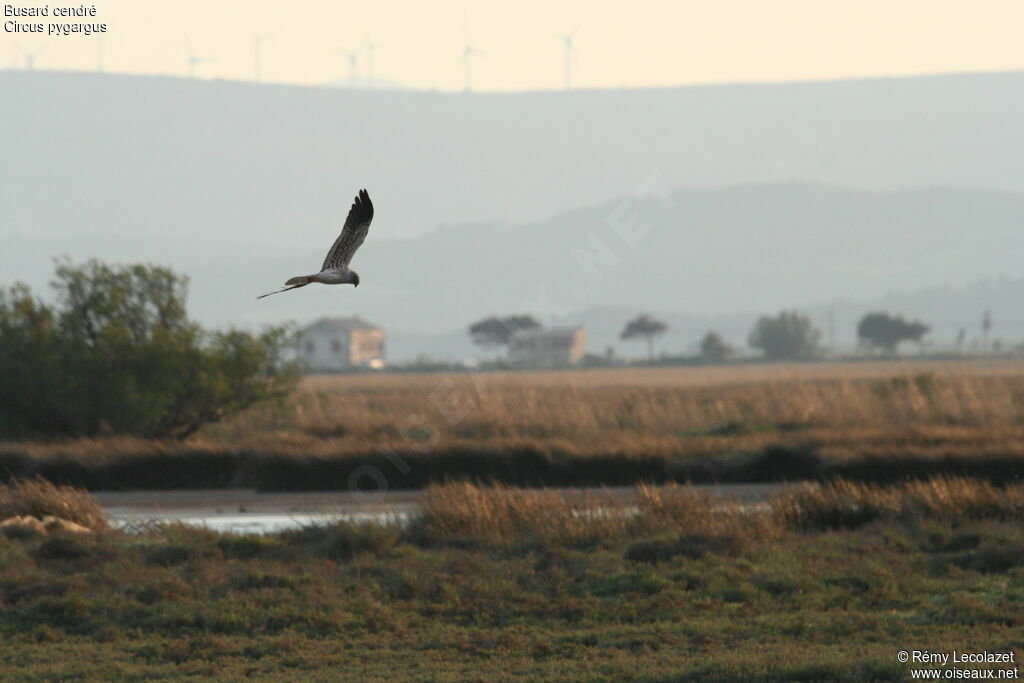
[
  {"left": 1, "top": 479, "right": 1023, "bottom": 680},
  {"left": 2, "top": 360, "right": 1024, "bottom": 491}
]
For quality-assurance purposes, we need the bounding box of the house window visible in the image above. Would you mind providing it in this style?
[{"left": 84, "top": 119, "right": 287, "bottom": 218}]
[
  {"left": 304, "top": 341, "right": 315, "bottom": 354},
  {"left": 331, "top": 340, "right": 342, "bottom": 353}
]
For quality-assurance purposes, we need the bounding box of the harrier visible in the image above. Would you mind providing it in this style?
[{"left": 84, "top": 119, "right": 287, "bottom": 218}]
[{"left": 258, "top": 189, "right": 374, "bottom": 299}]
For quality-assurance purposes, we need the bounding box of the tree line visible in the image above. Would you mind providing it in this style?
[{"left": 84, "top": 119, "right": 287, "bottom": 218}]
[{"left": 467, "top": 310, "right": 933, "bottom": 362}]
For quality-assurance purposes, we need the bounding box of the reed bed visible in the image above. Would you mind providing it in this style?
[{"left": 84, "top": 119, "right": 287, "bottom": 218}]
[
  {"left": 777, "top": 476, "right": 1024, "bottom": 530},
  {"left": 416, "top": 482, "right": 631, "bottom": 547},
  {"left": 417, "top": 478, "right": 1024, "bottom": 549},
  {"left": 213, "top": 366, "right": 1024, "bottom": 449},
  {"left": 5, "top": 362, "right": 1024, "bottom": 490}
]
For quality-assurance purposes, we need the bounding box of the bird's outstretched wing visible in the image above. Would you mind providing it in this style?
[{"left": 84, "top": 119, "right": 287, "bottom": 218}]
[{"left": 321, "top": 189, "right": 374, "bottom": 271}]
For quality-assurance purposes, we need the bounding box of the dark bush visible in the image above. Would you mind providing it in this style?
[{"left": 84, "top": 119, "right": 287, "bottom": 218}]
[
  {"left": 857, "top": 312, "right": 930, "bottom": 353},
  {"left": 625, "top": 533, "right": 745, "bottom": 564},
  {"left": 0, "top": 260, "right": 298, "bottom": 439},
  {"left": 743, "top": 444, "right": 823, "bottom": 481},
  {"left": 143, "top": 544, "right": 196, "bottom": 567},
  {"left": 280, "top": 523, "right": 400, "bottom": 561},
  {"left": 34, "top": 536, "right": 101, "bottom": 562},
  {"left": 218, "top": 535, "right": 292, "bottom": 561},
  {"left": 951, "top": 538, "right": 1024, "bottom": 574},
  {"left": 748, "top": 311, "right": 821, "bottom": 360}
]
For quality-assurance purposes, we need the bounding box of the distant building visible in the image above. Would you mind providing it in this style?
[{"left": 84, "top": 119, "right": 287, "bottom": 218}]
[
  {"left": 298, "top": 316, "right": 385, "bottom": 371},
  {"left": 507, "top": 326, "right": 586, "bottom": 368}
]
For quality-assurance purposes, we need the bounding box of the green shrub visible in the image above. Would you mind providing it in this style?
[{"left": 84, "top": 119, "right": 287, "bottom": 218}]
[
  {"left": 217, "top": 535, "right": 292, "bottom": 561},
  {"left": 0, "top": 260, "right": 298, "bottom": 438},
  {"left": 144, "top": 544, "right": 196, "bottom": 567}
]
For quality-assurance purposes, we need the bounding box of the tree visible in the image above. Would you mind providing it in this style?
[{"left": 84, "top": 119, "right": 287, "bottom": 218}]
[
  {"left": 748, "top": 311, "right": 820, "bottom": 360},
  {"left": 0, "top": 260, "right": 299, "bottom": 439},
  {"left": 699, "top": 331, "right": 733, "bottom": 362},
  {"left": 620, "top": 314, "right": 668, "bottom": 361},
  {"left": 857, "top": 312, "right": 930, "bottom": 354},
  {"left": 468, "top": 314, "right": 541, "bottom": 351}
]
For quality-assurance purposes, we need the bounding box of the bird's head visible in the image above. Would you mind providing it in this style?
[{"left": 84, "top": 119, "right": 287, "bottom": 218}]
[{"left": 351, "top": 271, "right": 360, "bottom": 288}]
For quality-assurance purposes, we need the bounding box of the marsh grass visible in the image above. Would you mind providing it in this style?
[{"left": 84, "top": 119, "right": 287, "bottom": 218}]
[
  {"left": 777, "top": 476, "right": 1024, "bottom": 530},
  {"left": 2, "top": 478, "right": 1024, "bottom": 678},
  {"left": 415, "top": 482, "right": 630, "bottom": 548},
  {"left": 275, "top": 365, "right": 1024, "bottom": 445},
  {"left": 416, "top": 479, "right": 1024, "bottom": 550},
  {"left": 415, "top": 482, "right": 770, "bottom": 551},
  {"left": 5, "top": 363, "right": 1024, "bottom": 489}
]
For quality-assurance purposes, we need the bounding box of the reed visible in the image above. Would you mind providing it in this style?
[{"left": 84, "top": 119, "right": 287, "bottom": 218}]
[
  {"left": 777, "top": 476, "right": 1024, "bottom": 530},
  {"left": 416, "top": 481, "right": 628, "bottom": 548}
]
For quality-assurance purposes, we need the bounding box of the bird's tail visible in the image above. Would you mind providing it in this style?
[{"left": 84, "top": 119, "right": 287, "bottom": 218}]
[
  {"left": 257, "top": 275, "right": 315, "bottom": 300},
  {"left": 285, "top": 275, "right": 315, "bottom": 286}
]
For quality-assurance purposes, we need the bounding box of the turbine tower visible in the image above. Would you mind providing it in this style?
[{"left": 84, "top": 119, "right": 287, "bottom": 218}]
[
  {"left": 184, "top": 41, "right": 212, "bottom": 78},
  {"left": 17, "top": 43, "right": 47, "bottom": 71},
  {"left": 459, "top": 29, "right": 484, "bottom": 92},
  {"left": 554, "top": 20, "right": 581, "bottom": 90},
  {"left": 337, "top": 46, "right": 360, "bottom": 87},
  {"left": 253, "top": 34, "right": 270, "bottom": 82},
  {"left": 364, "top": 35, "right": 378, "bottom": 89}
]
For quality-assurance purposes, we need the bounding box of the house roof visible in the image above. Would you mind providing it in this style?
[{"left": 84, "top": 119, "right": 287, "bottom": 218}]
[{"left": 302, "top": 316, "right": 381, "bottom": 334}]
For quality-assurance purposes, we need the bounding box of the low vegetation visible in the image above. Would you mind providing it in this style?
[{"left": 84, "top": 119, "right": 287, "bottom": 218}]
[{"left": 1, "top": 480, "right": 1022, "bottom": 679}]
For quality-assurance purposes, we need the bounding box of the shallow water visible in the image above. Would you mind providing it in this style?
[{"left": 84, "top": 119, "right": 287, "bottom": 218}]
[
  {"left": 108, "top": 510, "right": 412, "bottom": 534},
  {"left": 97, "top": 484, "right": 790, "bottom": 535}
]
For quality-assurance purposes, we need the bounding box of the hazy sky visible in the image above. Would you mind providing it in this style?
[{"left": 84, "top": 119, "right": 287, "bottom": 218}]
[{"left": 3, "top": 0, "right": 1023, "bottom": 91}]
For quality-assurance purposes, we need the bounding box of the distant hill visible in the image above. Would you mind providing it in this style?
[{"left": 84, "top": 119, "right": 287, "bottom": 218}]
[{"left": 5, "top": 68, "right": 1024, "bottom": 244}]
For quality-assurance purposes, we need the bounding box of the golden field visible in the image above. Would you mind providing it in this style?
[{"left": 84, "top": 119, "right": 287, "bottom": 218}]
[{"left": 3, "top": 359, "right": 1024, "bottom": 490}]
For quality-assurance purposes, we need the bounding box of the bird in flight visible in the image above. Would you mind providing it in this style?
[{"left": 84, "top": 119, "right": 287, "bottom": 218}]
[{"left": 259, "top": 189, "right": 374, "bottom": 299}]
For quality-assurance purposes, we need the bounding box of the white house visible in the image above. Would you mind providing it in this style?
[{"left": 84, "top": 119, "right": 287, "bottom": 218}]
[
  {"left": 507, "top": 327, "right": 586, "bottom": 368},
  {"left": 298, "top": 317, "right": 385, "bottom": 371}
]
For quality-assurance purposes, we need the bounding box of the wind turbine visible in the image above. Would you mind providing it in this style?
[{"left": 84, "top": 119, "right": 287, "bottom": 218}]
[
  {"left": 459, "top": 28, "right": 485, "bottom": 92},
  {"left": 16, "top": 43, "right": 47, "bottom": 71},
  {"left": 364, "top": 35, "right": 378, "bottom": 88},
  {"left": 253, "top": 34, "right": 270, "bottom": 82},
  {"left": 336, "top": 46, "right": 360, "bottom": 87},
  {"left": 553, "top": 20, "right": 581, "bottom": 90},
  {"left": 184, "top": 41, "right": 212, "bottom": 78}
]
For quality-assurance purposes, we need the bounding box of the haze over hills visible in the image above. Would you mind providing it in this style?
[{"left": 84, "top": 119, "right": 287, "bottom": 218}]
[
  {"left": 5, "top": 68, "right": 1024, "bottom": 240},
  {"left": 3, "top": 70, "right": 1024, "bottom": 360}
]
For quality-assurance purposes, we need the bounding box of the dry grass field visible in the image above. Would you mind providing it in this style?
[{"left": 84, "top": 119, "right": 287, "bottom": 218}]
[{"left": 3, "top": 359, "right": 1024, "bottom": 490}]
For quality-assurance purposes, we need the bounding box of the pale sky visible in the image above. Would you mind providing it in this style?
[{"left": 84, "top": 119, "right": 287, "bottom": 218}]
[{"left": 3, "top": 0, "right": 1023, "bottom": 91}]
